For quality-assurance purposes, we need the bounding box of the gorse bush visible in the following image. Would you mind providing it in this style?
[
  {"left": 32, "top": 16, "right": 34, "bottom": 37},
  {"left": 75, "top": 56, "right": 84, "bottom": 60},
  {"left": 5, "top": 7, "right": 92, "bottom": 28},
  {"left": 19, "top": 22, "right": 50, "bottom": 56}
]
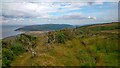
[
  {"left": 2, "top": 48, "right": 14, "bottom": 66},
  {"left": 16, "top": 34, "right": 37, "bottom": 49},
  {"left": 2, "top": 34, "right": 37, "bottom": 67},
  {"left": 10, "top": 43, "right": 24, "bottom": 56},
  {"left": 56, "top": 32, "right": 65, "bottom": 43},
  {"left": 2, "top": 43, "right": 25, "bottom": 66},
  {"left": 47, "top": 29, "right": 75, "bottom": 44}
]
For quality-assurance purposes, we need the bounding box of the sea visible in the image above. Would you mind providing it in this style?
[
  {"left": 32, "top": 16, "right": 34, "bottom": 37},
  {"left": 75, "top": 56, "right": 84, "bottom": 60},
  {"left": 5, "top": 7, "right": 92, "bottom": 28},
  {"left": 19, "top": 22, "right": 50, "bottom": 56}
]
[
  {"left": 0, "top": 23, "right": 99, "bottom": 39},
  {"left": 1, "top": 25, "right": 24, "bottom": 39}
]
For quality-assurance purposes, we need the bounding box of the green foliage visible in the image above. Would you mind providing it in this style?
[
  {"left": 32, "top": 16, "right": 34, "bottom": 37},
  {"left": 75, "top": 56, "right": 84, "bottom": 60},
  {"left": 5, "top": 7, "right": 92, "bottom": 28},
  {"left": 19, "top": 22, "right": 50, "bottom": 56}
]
[
  {"left": 16, "top": 34, "right": 37, "bottom": 48},
  {"left": 2, "top": 43, "right": 25, "bottom": 66},
  {"left": 88, "top": 25, "right": 118, "bottom": 32},
  {"left": 47, "top": 29, "right": 75, "bottom": 44},
  {"left": 62, "top": 29, "right": 75, "bottom": 40},
  {"left": 10, "top": 43, "right": 24, "bottom": 56},
  {"left": 2, "top": 34, "right": 37, "bottom": 67},
  {"left": 2, "top": 48, "right": 13, "bottom": 66},
  {"left": 56, "top": 32, "right": 65, "bottom": 43}
]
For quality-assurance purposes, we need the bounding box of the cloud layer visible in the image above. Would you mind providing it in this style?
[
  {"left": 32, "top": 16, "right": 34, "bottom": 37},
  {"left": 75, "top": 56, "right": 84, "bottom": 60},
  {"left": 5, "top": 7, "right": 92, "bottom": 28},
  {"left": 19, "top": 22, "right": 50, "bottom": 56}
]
[{"left": 1, "top": 0, "right": 119, "bottom": 25}]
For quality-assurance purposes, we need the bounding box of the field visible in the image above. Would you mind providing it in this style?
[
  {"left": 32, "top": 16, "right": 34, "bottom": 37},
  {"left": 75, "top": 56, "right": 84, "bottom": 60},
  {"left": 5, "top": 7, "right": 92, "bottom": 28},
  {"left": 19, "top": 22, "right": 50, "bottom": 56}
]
[{"left": 1, "top": 22, "right": 119, "bottom": 66}]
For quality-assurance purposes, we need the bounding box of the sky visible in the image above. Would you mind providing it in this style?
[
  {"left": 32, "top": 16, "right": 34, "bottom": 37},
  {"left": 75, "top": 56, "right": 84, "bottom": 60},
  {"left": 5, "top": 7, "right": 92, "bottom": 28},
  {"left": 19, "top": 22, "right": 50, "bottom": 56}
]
[{"left": 0, "top": 0, "right": 119, "bottom": 25}]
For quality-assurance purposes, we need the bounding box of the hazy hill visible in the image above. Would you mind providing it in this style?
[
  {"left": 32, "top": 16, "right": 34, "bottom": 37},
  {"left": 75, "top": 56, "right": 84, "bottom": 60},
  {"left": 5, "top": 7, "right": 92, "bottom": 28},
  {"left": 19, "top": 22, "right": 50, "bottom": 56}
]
[
  {"left": 2, "top": 22, "right": 119, "bottom": 66},
  {"left": 15, "top": 24, "right": 74, "bottom": 31}
]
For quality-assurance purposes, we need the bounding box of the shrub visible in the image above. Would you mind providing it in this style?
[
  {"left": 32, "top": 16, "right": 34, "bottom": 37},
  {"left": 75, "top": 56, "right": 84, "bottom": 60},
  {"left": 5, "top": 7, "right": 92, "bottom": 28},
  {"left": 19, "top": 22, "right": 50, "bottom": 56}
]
[
  {"left": 2, "top": 48, "right": 14, "bottom": 66},
  {"left": 47, "top": 32, "right": 54, "bottom": 43},
  {"left": 56, "top": 32, "right": 65, "bottom": 43},
  {"left": 10, "top": 43, "right": 24, "bottom": 56}
]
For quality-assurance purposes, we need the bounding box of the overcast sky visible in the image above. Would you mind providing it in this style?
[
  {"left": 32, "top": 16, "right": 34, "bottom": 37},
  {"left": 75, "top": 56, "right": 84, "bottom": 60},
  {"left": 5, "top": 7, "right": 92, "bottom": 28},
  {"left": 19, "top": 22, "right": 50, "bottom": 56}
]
[{"left": 1, "top": 0, "right": 119, "bottom": 25}]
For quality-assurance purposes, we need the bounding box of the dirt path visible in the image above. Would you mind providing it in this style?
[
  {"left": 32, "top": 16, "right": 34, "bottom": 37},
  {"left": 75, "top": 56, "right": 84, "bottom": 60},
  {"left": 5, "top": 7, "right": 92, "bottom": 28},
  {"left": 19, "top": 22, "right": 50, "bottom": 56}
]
[{"left": 11, "top": 52, "right": 31, "bottom": 66}]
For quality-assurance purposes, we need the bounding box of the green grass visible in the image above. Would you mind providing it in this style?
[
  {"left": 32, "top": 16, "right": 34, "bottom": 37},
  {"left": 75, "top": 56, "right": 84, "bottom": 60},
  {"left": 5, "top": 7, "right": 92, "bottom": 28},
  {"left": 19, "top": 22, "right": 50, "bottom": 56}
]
[{"left": 2, "top": 22, "right": 119, "bottom": 66}]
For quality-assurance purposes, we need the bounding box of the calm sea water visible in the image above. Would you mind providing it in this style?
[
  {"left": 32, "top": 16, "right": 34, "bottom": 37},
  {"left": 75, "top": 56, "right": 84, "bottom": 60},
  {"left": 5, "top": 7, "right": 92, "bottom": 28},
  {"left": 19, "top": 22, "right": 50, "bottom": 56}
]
[{"left": 1, "top": 25, "right": 24, "bottom": 39}]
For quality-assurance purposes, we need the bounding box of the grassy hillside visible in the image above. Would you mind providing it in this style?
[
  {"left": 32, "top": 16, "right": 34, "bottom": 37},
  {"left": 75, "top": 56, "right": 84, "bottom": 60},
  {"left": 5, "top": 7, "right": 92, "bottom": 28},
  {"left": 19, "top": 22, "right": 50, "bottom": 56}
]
[{"left": 2, "top": 22, "right": 119, "bottom": 66}]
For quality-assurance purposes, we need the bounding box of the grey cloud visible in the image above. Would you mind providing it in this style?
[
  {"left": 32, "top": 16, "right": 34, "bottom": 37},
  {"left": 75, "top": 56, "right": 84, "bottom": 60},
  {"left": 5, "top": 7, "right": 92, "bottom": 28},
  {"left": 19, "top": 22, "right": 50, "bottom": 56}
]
[
  {"left": 2, "top": 2, "right": 58, "bottom": 18},
  {"left": 1, "top": 0, "right": 118, "bottom": 21},
  {"left": 56, "top": 13, "right": 96, "bottom": 20},
  {"left": 2, "top": 2, "right": 87, "bottom": 18},
  {"left": 59, "top": 15, "right": 88, "bottom": 20},
  {"left": 1, "top": 2, "right": 94, "bottom": 18}
]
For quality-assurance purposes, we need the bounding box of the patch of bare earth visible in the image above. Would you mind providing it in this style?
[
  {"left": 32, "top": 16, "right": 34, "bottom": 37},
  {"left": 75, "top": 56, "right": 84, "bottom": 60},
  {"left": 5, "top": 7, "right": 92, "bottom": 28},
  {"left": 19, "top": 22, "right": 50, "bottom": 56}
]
[{"left": 25, "top": 31, "right": 49, "bottom": 36}]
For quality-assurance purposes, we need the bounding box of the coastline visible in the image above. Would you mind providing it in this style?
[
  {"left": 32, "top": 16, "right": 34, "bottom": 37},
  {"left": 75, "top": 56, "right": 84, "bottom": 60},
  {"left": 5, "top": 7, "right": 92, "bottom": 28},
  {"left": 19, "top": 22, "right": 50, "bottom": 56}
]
[{"left": 2, "top": 30, "right": 49, "bottom": 40}]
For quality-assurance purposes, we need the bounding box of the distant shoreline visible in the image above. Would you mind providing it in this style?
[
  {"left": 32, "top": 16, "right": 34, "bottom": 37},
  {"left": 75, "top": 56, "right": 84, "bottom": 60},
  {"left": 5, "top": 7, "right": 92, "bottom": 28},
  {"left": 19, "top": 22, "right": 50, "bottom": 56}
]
[
  {"left": 2, "top": 30, "right": 49, "bottom": 40},
  {"left": 2, "top": 22, "right": 118, "bottom": 40}
]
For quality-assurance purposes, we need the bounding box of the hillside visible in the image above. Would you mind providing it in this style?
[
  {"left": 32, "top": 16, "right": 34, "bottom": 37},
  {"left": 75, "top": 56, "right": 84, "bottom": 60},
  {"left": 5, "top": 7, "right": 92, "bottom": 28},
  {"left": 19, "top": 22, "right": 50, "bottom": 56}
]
[
  {"left": 2, "top": 22, "right": 119, "bottom": 66},
  {"left": 15, "top": 24, "right": 74, "bottom": 31}
]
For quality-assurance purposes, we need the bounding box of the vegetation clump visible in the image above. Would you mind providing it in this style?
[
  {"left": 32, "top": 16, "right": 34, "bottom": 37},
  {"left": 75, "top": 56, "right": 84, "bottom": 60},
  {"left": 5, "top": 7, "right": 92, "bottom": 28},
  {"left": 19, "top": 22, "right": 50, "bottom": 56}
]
[{"left": 2, "top": 34, "right": 37, "bottom": 67}]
